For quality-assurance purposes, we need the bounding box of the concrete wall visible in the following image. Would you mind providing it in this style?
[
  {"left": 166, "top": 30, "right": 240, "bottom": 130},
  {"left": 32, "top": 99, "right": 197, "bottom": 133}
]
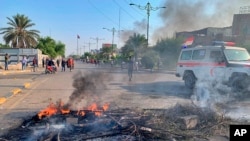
[{"left": 0, "top": 48, "right": 44, "bottom": 67}]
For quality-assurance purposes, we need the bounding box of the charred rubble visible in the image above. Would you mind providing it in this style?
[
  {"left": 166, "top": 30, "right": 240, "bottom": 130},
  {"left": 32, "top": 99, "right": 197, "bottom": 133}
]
[{"left": 0, "top": 104, "right": 246, "bottom": 141}]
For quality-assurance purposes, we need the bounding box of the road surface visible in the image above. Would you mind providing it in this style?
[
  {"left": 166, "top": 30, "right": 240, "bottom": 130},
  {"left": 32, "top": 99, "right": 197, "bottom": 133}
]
[{"left": 0, "top": 61, "right": 250, "bottom": 136}]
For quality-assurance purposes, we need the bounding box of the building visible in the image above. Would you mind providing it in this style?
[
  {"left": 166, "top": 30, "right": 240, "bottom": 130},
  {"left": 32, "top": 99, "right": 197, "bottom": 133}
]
[{"left": 176, "top": 13, "right": 250, "bottom": 46}]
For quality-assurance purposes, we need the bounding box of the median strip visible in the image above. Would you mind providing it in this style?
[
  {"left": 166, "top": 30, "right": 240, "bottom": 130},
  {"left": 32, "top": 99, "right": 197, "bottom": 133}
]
[
  {"left": 0, "top": 97, "right": 7, "bottom": 104},
  {"left": 24, "top": 83, "right": 31, "bottom": 88},
  {"left": 12, "top": 88, "right": 22, "bottom": 95}
]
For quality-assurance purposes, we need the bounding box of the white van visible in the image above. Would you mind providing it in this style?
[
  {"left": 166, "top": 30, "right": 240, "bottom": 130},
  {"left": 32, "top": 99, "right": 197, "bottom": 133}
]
[{"left": 176, "top": 45, "right": 250, "bottom": 92}]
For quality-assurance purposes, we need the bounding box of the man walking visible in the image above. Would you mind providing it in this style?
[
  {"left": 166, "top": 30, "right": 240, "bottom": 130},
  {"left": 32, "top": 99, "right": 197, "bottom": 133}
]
[
  {"left": 21, "top": 56, "right": 27, "bottom": 70},
  {"left": 61, "top": 58, "right": 66, "bottom": 72},
  {"left": 127, "top": 56, "right": 134, "bottom": 81},
  {"left": 32, "top": 56, "right": 38, "bottom": 72},
  {"left": 4, "top": 53, "right": 9, "bottom": 70}
]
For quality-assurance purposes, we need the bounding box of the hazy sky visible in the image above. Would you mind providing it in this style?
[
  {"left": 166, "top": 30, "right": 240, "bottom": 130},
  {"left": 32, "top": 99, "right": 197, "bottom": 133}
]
[{"left": 1, "top": 0, "right": 249, "bottom": 56}]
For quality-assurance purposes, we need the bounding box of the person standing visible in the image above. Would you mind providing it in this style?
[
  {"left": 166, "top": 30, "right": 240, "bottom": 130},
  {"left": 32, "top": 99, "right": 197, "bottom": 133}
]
[
  {"left": 56, "top": 59, "right": 60, "bottom": 67},
  {"left": 67, "top": 58, "right": 74, "bottom": 72},
  {"left": 32, "top": 56, "right": 38, "bottom": 72},
  {"left": 61, "top": 58, "right": 66, "bottom": 72},
  {"left": 4, "top": 53, "right": 9, "bottom": 70},
  {"left": 127, "top": 56, "right": 134, "bottom": 81},
  {"left": 21, "top": 56, "right": 27, "bottom": 70},
  {"left": 42, "top": 57, "right": 45, "bottom": 68}
]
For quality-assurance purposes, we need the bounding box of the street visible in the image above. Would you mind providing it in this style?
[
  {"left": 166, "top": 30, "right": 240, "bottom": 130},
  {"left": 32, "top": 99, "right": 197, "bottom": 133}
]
[
  {"left": 1, "top": 61, "right": 250, "bottom": 139},
  {"left": 0, "top": 61, "right": 193, "bottom": 135}
]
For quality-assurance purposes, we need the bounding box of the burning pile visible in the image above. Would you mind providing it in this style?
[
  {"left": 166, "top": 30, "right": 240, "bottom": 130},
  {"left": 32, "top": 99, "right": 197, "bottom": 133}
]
[
  {"left": 37, "top": 99, "right": 110, "bottom": 119},
  {"left": 1, "top": 104, "right": 240, "bottom": 141}
]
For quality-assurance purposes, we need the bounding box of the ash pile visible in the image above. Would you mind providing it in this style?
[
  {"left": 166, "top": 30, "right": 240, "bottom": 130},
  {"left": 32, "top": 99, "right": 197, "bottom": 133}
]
[{"left": 1, "top": 104, "right": 244, "bottom": 141}]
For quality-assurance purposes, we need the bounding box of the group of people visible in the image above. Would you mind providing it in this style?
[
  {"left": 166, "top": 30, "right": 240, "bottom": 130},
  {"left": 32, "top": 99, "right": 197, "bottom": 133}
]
[
  {"left": 21, "top": 56, "right": 38, "bottom": 72},
  {"left": 3, "top": 53, "right": 38, "bottom": 72},
  {"left": 42, "top": 57, "right": 74, "bottom": 73}
]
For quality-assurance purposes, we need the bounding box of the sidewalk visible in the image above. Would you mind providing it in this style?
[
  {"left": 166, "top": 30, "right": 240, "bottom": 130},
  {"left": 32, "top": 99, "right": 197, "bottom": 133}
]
[{"left": 0, "top": 67, "right": 43, "bottom": 105}]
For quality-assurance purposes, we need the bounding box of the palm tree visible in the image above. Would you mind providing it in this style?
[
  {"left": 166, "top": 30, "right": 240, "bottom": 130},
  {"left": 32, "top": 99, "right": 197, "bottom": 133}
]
[
  {"left": 121, "top": 33, "right": 147, "bottom": 59},
  {"left": 0, "top": 14, "right": 40, "bottom": 48}
]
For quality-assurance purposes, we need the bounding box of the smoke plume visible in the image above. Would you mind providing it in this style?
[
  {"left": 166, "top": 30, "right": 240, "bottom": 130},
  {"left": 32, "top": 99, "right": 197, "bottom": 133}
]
[
  {"left": 152, "top": 0, "right": 249, "bottom": 43},
  {"left": 66, "top": 71, "right": 111, "bottom": 110},
  {"left": 120, "top": 19, "right": 147, "bottom": 42}
]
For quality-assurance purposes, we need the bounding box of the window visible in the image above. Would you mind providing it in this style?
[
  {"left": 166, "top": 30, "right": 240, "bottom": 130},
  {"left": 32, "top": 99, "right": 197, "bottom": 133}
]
[
  {"left": 209, "top": 50, "right": 223, "bottom": 62},
  {"left": 224, "top": 49, "right": 250, "bottom": 61},
  {"left": 180, "top": 50, "right": 192, "bottom": 60},
  {"left": 192, "top": 49, "right": 206, "bottom": 60}
]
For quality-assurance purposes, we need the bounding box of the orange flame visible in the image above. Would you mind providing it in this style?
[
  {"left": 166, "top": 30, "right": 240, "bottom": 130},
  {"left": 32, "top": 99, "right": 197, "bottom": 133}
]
[
  {"left": 38, "top": 103, "right": 58, "bottom": 119},
  {"left": 38, "top": 101, "right": 109, "bottom": 119},
  {"left": 102, "top": 103, "right": 109, "bottom": 111}
]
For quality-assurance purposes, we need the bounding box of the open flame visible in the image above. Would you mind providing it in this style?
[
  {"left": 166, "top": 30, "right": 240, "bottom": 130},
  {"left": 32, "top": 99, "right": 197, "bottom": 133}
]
[{"left": 37, "top": 100, "right": 109, "bottom": 119}]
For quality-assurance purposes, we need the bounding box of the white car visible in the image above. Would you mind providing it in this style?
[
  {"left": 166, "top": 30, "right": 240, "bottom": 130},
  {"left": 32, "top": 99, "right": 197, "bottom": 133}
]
[{"left": 176, "top": 45, "right": 250, "bottom": 92}]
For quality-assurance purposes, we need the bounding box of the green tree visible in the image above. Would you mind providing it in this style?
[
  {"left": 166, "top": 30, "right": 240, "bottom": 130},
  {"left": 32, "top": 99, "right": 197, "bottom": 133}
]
[
  {"left": 100, "top": 46, "right": 112, "bottom": 61},
  {"left": 154, "top": 37, "right": 183, "bottom": 69},
  {"left": 0, "top": 43, "right": 10, "bottom": 48},
  {"left": 36, "top": 36, "right": 65, "bottom": 58},
  {"left": 141, "top": 49, "right": 159, "bottom": 70},
  {"left": 121, "top": 33, "right": 147, "bottom": 59},
  {"left": 0, "top": 14, "right": 40, "bottom": 48}
]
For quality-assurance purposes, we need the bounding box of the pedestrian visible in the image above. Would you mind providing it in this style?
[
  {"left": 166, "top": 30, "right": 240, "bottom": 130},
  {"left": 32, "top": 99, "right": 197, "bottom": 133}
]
[
  {"left": 135, "top": 61, "right": 139, "bottom": 71},
  {"left": 127, "top": 56, "right": 134, "bottom": 81},
  {"left": 4, "top": 53, "right": 10, "bottom": 70},
  {"left": 42, "top": 57, "right": 45, "bottom": 68},
  {"left": 21, "top": 56, "right": 27, "bottom": 70},
  {"left": 67, "top": 58, "right": 74, "bottom": 72},
  {"left": 32, "top": 56, "right": 38, "bottom": 72},
  {"left": 61, "top": 58, "right": 66, "bottom": 72},
  {"left": 111, "top": 60, "right": 114, "bottom": 67},
  {"left": 56, "top": 59, "right": 60, "bottom": 67}
]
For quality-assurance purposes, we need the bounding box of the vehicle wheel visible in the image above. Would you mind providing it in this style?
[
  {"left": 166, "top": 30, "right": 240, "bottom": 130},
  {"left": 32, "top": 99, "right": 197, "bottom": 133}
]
[
  {"left": 231, "top": 76, "right": 247, "bottom": 92},
  {"left": 184, "top": 72, "right": 196, "bottom": 89}
]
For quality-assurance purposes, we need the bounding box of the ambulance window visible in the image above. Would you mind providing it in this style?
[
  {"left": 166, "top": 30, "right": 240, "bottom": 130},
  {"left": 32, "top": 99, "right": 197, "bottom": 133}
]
[
  {"left": 209, "top": 51, "right": 223, "bottom": 61},
  {"left": 192, "top": 49, "right": 206, "bottom": 60},
  {"left": 180, "top": 50, "right": 192, "bottom": 60}
]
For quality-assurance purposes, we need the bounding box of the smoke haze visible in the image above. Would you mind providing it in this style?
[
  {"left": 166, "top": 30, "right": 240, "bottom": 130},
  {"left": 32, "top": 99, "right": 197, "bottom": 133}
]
[{"left": 152, "top": 0, "right": 249, "bottom": 43}]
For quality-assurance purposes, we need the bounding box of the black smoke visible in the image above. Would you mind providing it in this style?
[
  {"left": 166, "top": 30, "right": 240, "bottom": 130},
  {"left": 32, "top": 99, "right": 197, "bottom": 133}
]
[{"left": 66, "top": 71, "right": 111, "bottom": 110}]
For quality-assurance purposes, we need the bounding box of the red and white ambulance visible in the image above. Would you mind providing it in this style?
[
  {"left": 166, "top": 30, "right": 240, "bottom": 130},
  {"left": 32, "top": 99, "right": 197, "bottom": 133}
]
[{"left": 176, "top": 45, "right": 250, "bottom": 92}]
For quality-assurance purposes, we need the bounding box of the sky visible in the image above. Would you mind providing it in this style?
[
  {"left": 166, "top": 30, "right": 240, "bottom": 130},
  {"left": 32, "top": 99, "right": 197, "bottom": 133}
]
[{"left": 1, "top": 0, "right": 250, "bottom": 56}]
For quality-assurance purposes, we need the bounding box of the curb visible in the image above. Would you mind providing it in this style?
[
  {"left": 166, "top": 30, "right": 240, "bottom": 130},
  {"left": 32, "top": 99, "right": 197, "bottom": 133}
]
[{"left": 0, "top": 82, "right": 31, "bottom": 105}]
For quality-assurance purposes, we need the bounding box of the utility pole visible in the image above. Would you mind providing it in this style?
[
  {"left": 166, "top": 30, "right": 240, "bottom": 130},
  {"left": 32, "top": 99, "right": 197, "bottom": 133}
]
[
  {"left": 79, "top": 46, "right": 86, "bottom": 56},
  {"left": 130, "top": 2, "right": 166, "bottom": 47},
  {"left": 90, "top": 37, "right": 105, "bottom": 51},
  {"left": 84, "top": 42, "right": 95, "bottom": 53},
  {"left": 103, "top": 27, "right": 123, "bottom": 55}
]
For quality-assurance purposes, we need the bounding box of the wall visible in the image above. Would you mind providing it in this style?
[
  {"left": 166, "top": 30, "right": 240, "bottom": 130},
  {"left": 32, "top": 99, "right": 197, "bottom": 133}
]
[{"left": 0, "top": 48, "right": 44, "bottom": 67}]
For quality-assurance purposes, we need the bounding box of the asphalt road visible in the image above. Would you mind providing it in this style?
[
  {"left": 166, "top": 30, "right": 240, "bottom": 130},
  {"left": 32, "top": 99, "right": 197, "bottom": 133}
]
[
  {"left": 0, "top": 62, "right": 193, "bottom": 135},
  {"left": 1, "top": 61, "right": 250, "bottom": 137}
]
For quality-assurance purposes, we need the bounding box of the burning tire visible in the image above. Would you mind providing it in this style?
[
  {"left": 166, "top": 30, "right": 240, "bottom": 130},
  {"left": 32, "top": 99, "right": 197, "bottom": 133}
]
[{"left": 184, "top": 71, "right": 196, "bottom": 89}]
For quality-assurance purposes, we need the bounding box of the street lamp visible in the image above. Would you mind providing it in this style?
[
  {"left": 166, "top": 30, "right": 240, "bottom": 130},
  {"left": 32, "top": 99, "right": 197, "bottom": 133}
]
[{"left": 130, "top": 2, "right": 166, "bottom": 47}]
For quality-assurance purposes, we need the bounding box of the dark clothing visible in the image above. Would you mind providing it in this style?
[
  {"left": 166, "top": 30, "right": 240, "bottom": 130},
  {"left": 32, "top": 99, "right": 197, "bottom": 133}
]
[
  {"left": 33, "top": 58, "right": 38, "bottom": 72},
  {"left": 42, "top": 58, "right": 45, "bottom": 68},
  {"left": 128, "top": 60, "right": 133, "bottom": 81},
  {"left": 4, "top": 54, "right": 9, "bottom": 70},
  {"left": 48, "top": 60, "right": 55, "bottom": 66},
  {"left": 61, "top": 59, "right": 66, "bottom": 72},
  {"left": 56, "top": 59, "right": 60, "bottom": 67}
]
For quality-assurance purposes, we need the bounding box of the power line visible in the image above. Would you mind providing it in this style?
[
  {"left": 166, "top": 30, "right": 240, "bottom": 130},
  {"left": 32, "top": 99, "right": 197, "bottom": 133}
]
[
  {"left": 112, "top": 0, "right": 137, "bottom": 21},
  {"left": 87, "top": 0, "right": 120, "bottom": 28},
  {"left": 125, "top": 0, "right": 147, "bottom": 18}
]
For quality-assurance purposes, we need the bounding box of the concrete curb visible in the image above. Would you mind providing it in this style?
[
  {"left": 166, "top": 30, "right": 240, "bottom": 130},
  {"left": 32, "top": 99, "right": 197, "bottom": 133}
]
[{"left": 0, "top": 82, "right": 31, "bottom": 105}]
